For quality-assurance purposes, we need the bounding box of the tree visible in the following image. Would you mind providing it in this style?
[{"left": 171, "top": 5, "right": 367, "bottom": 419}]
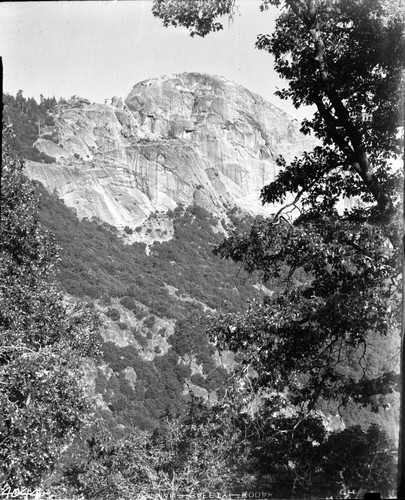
[
  {"left": 152, "top": 0, "right": 237, "bottom": 37},
  {"left": 152, "top": 0, "right": 405, "bottom": 495},
  {"left": 320, "top": 424, "right": 396, "bottom": 497},
  {"left": 61, "top": 395, "right": 249, "bottom": 499},
  {"left": 0, "top": 125, "right": 100, "bottom": 489}
]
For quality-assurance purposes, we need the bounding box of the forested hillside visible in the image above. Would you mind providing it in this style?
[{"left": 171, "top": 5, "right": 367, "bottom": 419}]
[
  {"left": 36, "top": 181, "right": 263, "bottom": 430},
  {"left": 2, "top": 83, "right": 400, "bottom": 498},
  {"left": 32, "top": 174, "right": 399, "bottom": 439}
]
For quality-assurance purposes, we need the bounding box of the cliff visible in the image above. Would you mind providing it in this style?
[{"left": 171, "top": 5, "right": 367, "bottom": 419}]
[{"left": 25, "top": 73, "right": 315, "bottom": 235}]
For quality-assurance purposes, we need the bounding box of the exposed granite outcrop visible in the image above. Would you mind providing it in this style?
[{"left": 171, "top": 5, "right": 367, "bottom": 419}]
[{"left": 26, "top": 73, "right": 316, "bottom": 234}]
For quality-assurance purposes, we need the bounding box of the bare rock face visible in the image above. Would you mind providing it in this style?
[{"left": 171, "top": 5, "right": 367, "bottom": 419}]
[{"left": 26, "top": 73, "right": 316, "bottom": 232}]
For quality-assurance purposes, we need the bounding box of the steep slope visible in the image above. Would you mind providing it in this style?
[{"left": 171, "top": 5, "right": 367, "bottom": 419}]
[
  {"left": 4, "top": 78, "right": 398, "bottom": 442},
  {"left": 25, "top": 73, "right": 315, "bottom": 235},
  {"left": 36, "top": 184, "right": 263, "bottom": 430}
]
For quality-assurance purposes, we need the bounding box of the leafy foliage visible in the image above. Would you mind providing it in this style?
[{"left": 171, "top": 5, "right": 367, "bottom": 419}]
[
  {"left": 60, "top": 396, "right": 247, "bottom": 499},
  {"left": 240, "top": 400, "right": 396, "bottom": 497},
  {"left": 0, "top": 126, "right": 100, "bottom": 488},
  {"left": 256, "top": 0, "right": 404, "bottom": 241},
  {"left": 152, "top": 1, "right": 403, "bottom": 493},
  {"left": 99, "top": 342, "right": 191, "bottom": 429},
  {"left": 212, "top": 216, "right": 400, "bottom": 409},
  {"left": 259, "top": 0, "right": 404, "bottom": 162},
  {"left": 319, "top": 423, "right": 396, "bottom": 496},
  {"left": 56, "top": 392, "right": 396, "bottom": 499},
  {"left": 152, "top": 0, "right": 237, "bottom": 37}
]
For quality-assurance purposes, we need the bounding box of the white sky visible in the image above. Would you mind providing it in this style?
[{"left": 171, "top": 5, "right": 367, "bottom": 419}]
[{"left": 0, "top": 0, "right": 312, "bottom": 121}]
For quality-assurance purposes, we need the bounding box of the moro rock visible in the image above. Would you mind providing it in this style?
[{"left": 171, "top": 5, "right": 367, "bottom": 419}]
[{"left": 26, "top": 73, "right": 315, "bottom": 234}]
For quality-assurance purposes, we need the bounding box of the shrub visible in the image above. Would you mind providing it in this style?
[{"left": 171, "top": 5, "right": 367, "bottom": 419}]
[
  {"left": 120, "top": 296, "right": 137, "bottom": 310},
  {"left": 144, "top": 315, "right": 156, "bottom": 329},
  {"left": 106, "top": 307, "right": 120, "bottom": 322},
  {"left": 190, "top": 373, "right": 207, "bottom": 388},
  {"left": 132, "top": 329, "right": 148, "bottom": 348}
]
